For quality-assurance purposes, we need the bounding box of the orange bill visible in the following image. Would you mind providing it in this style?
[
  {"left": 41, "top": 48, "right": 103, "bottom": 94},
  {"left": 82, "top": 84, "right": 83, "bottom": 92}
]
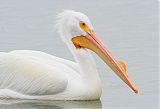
[{"left": 72, "top": 32, "right": 138, "bottom": 94}]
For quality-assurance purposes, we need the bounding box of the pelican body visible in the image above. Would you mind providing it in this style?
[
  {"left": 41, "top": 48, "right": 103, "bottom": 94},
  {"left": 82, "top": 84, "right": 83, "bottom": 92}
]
[{"left": 0, "top": 10, "right": 138, "bottom": 100}]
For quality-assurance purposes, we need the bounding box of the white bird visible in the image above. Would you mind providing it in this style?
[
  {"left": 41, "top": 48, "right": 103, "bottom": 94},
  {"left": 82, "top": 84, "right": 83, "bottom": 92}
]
[{"left": 0, "top": 10, "right": 138, "bottom": 100}]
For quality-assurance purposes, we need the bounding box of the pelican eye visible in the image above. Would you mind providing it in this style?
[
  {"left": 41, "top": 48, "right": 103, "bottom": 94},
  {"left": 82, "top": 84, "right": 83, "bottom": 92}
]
[
  {"left": 82, "top": 23, "right": 85, "bottom": 26},
  {"left": 80, "top": 21, "right": 86, "bottom": 27},
  {"left": 79, "top": 21, "right": 89, "bottom": 33}
]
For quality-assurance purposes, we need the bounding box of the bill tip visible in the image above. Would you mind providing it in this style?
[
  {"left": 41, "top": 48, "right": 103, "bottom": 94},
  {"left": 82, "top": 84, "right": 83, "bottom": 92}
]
[{"left": 134, "top": 88, "right": 138, "bottom": 94}]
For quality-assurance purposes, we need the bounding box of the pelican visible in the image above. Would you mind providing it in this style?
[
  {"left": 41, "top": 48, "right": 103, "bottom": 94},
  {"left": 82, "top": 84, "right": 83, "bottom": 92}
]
[{"left": 0, "top": 10, "right": 138, "bottom": 100}]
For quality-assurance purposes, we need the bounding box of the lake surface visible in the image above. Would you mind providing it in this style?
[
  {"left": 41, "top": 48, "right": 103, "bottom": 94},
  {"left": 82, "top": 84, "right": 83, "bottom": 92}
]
[{"left": 0, "top": 0, "right": 159, "bottom": 108}]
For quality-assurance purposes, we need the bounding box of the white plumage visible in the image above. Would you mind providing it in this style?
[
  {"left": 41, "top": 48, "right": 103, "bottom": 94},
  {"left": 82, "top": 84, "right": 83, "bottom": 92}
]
[{"left": 0, "top": 50, "right": 101, "bottom": 100}]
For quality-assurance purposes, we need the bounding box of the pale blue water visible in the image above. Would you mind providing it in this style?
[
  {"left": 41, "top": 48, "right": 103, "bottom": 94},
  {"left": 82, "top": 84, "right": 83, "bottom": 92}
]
[{"left": 0, "top": 0, "right": 159, "bottom": 108}]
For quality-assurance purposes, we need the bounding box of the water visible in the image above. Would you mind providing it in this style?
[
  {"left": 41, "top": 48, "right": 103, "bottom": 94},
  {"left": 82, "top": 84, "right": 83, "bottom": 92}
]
[
  {"left": 0, "top": 0, "right": 158, "bottom": 108},
  {"left": 0, "top": 100, "right": 102, "bottom": 109}
]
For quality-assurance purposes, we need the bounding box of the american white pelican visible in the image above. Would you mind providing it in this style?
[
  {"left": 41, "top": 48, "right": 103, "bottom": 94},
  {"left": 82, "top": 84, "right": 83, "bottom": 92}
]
[{"left": 0, "top": 10, "right": 138, "bottom": 100}]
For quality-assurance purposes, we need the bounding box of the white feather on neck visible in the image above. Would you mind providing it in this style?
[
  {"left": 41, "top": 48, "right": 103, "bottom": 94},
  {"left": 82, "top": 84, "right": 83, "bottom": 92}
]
[{"left": 56, "top": 10, "right": 101, "bottom": 86}]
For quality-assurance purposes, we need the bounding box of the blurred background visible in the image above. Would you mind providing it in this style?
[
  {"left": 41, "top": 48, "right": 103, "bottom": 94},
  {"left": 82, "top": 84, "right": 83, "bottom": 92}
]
[{"left": 0, "top": 0, "right": 159, "bottom": 108}]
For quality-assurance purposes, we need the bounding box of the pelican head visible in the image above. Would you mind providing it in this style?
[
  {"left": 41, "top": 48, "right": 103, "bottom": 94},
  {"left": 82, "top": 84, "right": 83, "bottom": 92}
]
[
  {"left": 56, "top": 10, "right": 93, "bottom": 42},
  {"left": 56, "top": 10, "right": 138, "bottom": 94}
]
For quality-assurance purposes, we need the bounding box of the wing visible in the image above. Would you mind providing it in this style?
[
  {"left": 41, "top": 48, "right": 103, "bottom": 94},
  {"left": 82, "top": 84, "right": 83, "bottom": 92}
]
[
  {"left": 9, "top": 50, "right": 80, "bottom": 74},
  {"left": 0, "top": 53, "right": 68, "bottom": 95}
]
